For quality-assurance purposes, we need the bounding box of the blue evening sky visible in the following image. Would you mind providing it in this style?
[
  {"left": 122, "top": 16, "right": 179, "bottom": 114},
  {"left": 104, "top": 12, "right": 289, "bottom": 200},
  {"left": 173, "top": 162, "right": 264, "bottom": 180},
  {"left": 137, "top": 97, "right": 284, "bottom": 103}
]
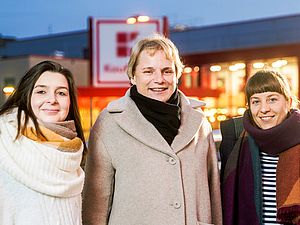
[{"left": 1, "top": 0, "right": 300, "bottom": 39}]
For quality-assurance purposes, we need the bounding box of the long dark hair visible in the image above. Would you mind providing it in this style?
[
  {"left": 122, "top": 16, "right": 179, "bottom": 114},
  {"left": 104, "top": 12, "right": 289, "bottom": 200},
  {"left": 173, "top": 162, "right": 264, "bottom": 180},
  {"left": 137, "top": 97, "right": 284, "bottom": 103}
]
[{"left": 0, "top": 60, "right": 87, "bottom": 155}]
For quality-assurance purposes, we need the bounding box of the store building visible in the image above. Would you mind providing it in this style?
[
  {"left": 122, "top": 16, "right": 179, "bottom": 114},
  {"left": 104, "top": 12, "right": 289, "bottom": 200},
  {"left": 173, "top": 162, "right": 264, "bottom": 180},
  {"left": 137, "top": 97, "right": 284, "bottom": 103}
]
[
  {"left": 1, "top": 14, "right": 300, "bottom": 137},
  {"left": 172, "top": 14, "right": 300, "bottom": 128}
]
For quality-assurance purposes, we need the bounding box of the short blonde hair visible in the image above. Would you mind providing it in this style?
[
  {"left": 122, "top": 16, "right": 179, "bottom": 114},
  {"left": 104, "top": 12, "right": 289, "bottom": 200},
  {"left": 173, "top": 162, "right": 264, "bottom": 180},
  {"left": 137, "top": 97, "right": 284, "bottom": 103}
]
[{"left": 126, "top": 33, "right": 184, "bottom": 81}]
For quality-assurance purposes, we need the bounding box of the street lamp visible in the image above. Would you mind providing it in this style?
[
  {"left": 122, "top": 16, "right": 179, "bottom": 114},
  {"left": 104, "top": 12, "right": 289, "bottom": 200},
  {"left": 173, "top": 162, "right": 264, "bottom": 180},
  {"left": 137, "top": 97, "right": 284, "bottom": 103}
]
[
  {"left": 3, "top": 86, "right": 14, "bottom": 94},
  {"left": 126, "top": 15, "right": 150, "bottom": 24}
]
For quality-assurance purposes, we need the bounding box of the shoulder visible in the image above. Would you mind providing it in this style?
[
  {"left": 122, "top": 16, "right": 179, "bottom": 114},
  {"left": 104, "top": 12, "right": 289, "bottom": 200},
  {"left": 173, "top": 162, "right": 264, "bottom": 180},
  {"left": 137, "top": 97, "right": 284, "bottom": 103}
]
[
  {"left": 106, "top": 88, "right": 133, "bottom": 113},
  {"left": 187, "top": 98, "right": 206, "bottom": 109},
  {"left": 107, "top": 96, "right": 126, "bottom": 113},
  {"left": 91, "top": 91, "right": 131, "bottom": 132},
  {"left": 178, "top": 90, "right": 206, "bottom": 109}
]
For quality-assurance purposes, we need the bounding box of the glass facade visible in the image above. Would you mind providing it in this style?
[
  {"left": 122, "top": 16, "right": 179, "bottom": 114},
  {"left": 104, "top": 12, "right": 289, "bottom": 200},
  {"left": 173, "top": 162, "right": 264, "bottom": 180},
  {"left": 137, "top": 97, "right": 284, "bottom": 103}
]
[
  {"left": 182, "top": 56, "right": 298, "bottom": 129},
  {"left": 78, "top": 96, "right": 120, "bottom": 140},
  {"left": 78, "top": 56, "right": 298, "bottom": 140}
]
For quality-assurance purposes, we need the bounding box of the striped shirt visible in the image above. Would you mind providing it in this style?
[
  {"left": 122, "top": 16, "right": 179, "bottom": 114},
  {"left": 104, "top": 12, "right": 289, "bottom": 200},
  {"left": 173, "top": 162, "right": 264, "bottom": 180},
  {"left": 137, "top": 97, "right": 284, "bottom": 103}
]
[{"left": 260, "top": 151, "right": 282, "bottom": 225}]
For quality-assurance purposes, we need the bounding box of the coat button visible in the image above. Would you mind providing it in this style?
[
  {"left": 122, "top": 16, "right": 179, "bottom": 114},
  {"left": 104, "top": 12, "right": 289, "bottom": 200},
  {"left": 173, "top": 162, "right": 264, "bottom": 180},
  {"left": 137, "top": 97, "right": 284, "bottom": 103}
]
[
  {"left": 173, "top": 201, "right": 181, "bottom": 209},
  {"left": 168, "top": 157, "right": 176, "bottom": 165}
]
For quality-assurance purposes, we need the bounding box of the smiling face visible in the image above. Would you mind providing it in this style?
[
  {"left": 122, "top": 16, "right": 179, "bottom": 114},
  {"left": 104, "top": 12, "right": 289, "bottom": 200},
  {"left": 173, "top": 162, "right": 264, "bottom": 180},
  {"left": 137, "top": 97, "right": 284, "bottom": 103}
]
[
  {"left": 131, "top": 49, "right": 177, "bottom": 102},
  {"left": 249, "top": 91, "right": 292, "bottom": 129},
  {"left": 30, "top": 71, "right": 70, "bottom": 123}
]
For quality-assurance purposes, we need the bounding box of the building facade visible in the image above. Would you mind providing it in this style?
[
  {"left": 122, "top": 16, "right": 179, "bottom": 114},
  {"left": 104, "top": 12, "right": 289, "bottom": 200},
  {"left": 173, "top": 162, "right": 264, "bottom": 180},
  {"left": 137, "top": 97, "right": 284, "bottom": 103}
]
[{"left": 1, "top": 14, "right": 300, "bottom": 137}]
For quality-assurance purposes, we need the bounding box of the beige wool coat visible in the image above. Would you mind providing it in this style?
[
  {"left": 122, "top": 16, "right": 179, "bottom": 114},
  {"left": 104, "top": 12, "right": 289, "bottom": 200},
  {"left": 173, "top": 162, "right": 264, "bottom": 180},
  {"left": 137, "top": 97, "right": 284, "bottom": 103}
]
[{"left": 82, "top": 89, "right": 222, "bottom": 225}]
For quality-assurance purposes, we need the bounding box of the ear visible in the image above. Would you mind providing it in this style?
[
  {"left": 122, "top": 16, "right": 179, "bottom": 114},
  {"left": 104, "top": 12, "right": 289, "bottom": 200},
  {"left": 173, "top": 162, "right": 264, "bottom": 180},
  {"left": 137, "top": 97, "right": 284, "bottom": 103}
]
[
  {"left": 288, "top": 98, "right": 293, "bottom": 108},
  {"left": 246, "top": 103, "right": 249, "bottom": 109},
  {"left": 131, "top": 76, "right": 136, "bottom": 85}
]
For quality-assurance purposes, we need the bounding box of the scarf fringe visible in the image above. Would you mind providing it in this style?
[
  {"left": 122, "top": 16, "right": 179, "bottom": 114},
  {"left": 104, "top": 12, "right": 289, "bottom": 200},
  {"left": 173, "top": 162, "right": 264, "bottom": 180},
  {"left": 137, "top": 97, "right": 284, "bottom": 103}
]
[{"left": 277, "top": 204, "right": 300, "bottom": 223}]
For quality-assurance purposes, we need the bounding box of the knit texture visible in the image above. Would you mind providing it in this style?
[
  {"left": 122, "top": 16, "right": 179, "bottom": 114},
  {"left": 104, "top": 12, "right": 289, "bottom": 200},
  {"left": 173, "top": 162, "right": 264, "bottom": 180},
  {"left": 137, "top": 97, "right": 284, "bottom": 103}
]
[
  {"left": 222, "top": 109, "right": 300, "bottom": 224},
  {"left": 0, "top": 108, "right": 84, "bottom": 224}
]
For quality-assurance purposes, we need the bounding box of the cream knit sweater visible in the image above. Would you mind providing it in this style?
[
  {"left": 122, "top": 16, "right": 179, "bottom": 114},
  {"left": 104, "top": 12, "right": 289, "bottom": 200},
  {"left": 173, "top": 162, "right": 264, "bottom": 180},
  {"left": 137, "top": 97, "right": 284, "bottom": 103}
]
[{"left": 0, "top": 109, "right": 84, "bottom": 224}]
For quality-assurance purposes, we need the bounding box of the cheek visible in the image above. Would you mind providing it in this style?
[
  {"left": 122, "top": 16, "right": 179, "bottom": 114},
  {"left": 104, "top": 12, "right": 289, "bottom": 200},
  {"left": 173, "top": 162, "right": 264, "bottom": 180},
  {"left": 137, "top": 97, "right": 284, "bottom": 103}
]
[
  {"left": 30, "top": 97, "right": 40, "bottom": 111},
  {"left": 250, "top": 107, "right": 258, "bottom": 116},
  {"left": 63, "top": 98, "right": 71, "bottom": 111},
  {"left": 135, "top": 76, "right": 151, "bottom": 86},
  {"left": 167, "top": 76, "right": 177, "bottom": 85}
]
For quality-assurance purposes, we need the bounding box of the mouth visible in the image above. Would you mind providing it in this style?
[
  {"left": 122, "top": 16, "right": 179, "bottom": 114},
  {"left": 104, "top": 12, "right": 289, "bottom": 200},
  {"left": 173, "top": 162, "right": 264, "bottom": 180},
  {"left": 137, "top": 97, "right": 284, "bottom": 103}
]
[
  {"left": 42, "top": 109, "right": 59, "bottom": 113},
  {"left": 260, "top": 116, "right": 274, "bottom": 121},
  {"left": 149, "top": 87, "right": 167, "bottom": 92}
]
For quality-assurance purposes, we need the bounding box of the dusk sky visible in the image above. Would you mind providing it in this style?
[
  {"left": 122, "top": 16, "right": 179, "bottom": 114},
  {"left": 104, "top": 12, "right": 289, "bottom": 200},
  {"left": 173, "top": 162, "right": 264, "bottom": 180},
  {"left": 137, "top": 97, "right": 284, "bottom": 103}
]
[{"left": 1, "top": 0, "right": 300, "bottom": 39}]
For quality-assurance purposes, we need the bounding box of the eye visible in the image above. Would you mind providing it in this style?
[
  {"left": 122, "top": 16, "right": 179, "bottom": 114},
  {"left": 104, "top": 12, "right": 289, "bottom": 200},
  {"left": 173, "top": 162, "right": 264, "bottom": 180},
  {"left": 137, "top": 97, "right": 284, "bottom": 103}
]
[
  {"left": 269, "top": 97, "right": 277, "bottom": 102},
  {"left": 251, "top": 100, "right": 260, "bottom": 105},
  {"left": 36, "top": 90, "right": 46, "bottom": 94},
  {"left": 143, "top": 70, "right": 153, "bottom": 75},
  {"left": 163, "top": 70, "right": 174, "bottom": 75},
  {"left": 57, "top": 91, "right": 68, "bottom": 96}
]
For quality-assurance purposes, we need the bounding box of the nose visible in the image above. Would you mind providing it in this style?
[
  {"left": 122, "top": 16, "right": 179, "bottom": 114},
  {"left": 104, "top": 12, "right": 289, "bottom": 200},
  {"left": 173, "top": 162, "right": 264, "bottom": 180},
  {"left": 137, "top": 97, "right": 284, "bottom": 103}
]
[
  {"left": 153, "top": 70, "right": 164, "bottom": 83},
  {"left": 260, "top": 101, "right": 270, "bottom": 113},
  {"left": 47, "top": 93, "right": 58, "bottom": 104}
]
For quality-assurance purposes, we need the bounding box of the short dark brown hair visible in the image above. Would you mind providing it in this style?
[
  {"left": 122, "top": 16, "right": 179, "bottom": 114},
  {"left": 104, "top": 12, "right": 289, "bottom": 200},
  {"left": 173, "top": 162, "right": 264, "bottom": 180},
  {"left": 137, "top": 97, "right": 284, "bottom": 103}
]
[{"left": 246, "top": 70, "right": 297, "bottom": 107}]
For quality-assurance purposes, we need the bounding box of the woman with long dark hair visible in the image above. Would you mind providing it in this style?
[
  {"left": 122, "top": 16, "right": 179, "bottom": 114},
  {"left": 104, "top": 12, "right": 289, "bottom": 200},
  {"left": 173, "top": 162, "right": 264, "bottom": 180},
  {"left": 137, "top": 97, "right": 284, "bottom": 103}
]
[{"left": 0, "top": 60, "right": 87, "bottom": 224}]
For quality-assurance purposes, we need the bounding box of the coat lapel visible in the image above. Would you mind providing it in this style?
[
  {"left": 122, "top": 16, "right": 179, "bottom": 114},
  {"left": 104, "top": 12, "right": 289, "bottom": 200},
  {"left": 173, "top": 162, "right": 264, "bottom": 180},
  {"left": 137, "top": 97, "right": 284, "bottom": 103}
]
[
  {"left": 171, "top": 93, "right": 205, "bottom": 153},
  {"left": 107, "top": 89, "right": 205, "bottom": 156},
  {"left": 108, "top": 89, "right": 174, "bottom": 156}
]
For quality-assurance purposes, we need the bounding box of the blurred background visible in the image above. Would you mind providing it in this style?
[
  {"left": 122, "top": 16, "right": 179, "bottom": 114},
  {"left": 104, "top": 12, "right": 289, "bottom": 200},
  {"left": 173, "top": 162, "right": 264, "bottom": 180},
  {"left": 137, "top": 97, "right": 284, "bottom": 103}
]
[{"left": 1, "top": 0, "right": 300, "bottom": 143}]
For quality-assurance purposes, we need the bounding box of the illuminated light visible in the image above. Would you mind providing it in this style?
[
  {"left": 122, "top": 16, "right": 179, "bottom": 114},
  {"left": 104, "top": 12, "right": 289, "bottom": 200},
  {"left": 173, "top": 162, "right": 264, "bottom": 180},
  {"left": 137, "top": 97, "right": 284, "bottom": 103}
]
[
  {"left": 3, "top": 86, "right": 14, "bottom": 94},
  {"left": 272, "top": 60, "right": 288, "bottom": 68},
  {"left": 217, "top": 115, "right": 227, "bottom": 121},
  {"left": 194, "top": 66, "right": 200, "bottom": 72},
  {"left": 221, "top": 108, "right": 228, "bottom": 114},
  {"left": 183, "top": 67, "right": 192, "bottom": 73},
  {"left": 210, "top": 65, "right": 221, "bottom": 72},
  {"left": 204, "top": 109, "right": 214, "bottom": 117},
  {"left": 237, "top": 107, "right": 246, "bottom": 115},
  {"left": 204, "top": 109, "right": 218, "bottom": 117},
  {"left": 281, "top": 60, "right": 288, "bottom": 66},
  {"left": 235, "top": 63, "right": 246, "bottom": 69},
  {"left": 229, "top": 63, "right": 245, "bottom": 71},
  {"left": 229, "top": 65, "right": 238, "bottom": 72},
  {"left": 210, "top": 108, "right": 217, "bottom": 115},
  {"left": 137, "top": 15, "right": 150, "bottom": 22},
  {"left": 272, "top": 61, "right": 281, "bottom": 68},
  {"left": 204, "top": 109, "right": 212, "bottom": 117},
  {"left": 126, "top": 17, "right": 137, "bottom": 24},
  {"left": 253, "top": 62, "right": 264, "bottom": 68},
  {"left": 209, "top": 116, "right": 216, "bottom": 123}
]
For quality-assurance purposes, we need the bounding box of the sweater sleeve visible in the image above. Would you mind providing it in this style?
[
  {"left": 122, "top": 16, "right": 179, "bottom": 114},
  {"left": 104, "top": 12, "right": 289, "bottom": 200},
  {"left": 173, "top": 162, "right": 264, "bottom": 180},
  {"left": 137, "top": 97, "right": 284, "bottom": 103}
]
[{"left": 82, "top": 125, "right": 115, "bottom": 225}]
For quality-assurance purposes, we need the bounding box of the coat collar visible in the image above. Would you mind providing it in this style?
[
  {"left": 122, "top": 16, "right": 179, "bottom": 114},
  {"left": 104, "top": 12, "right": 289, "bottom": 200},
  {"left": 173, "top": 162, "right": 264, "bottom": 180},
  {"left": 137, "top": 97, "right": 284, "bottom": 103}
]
[{"left": 107, "top": 88, "right": 206, "bottom": 155}]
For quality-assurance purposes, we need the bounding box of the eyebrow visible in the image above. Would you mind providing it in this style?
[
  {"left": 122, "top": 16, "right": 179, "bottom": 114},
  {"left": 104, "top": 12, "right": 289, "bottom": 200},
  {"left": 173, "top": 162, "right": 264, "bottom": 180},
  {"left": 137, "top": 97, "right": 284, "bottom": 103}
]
[
  {"left": 141, "top": 66, "right": 173, "bottom": 70},
  {"left": 141, "top": 67, "right": 154, "bottom": 70},
  {"left": 33, "top": 84, "right": 69, "bottom": 90},
  {"left": 250, "top": 93, "right": 279, "bottom": 99}
]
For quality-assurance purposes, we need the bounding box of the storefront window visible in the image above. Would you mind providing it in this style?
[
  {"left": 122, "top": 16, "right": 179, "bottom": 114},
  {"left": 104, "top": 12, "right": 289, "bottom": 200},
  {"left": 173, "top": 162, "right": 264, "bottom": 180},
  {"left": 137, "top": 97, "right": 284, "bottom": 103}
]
[
  {"left": 184, "top": 56, "right": 298, "bottom": 129},
  {"left": 78, "top": 96, "right": 120, "bottom": 141}
]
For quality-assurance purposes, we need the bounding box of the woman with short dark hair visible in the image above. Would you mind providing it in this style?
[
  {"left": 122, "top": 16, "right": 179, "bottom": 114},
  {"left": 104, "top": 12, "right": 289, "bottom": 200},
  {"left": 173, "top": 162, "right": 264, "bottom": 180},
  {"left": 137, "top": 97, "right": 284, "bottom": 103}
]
[{"left": 221, "top": 70, "right": 300, "bottom": 224}]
